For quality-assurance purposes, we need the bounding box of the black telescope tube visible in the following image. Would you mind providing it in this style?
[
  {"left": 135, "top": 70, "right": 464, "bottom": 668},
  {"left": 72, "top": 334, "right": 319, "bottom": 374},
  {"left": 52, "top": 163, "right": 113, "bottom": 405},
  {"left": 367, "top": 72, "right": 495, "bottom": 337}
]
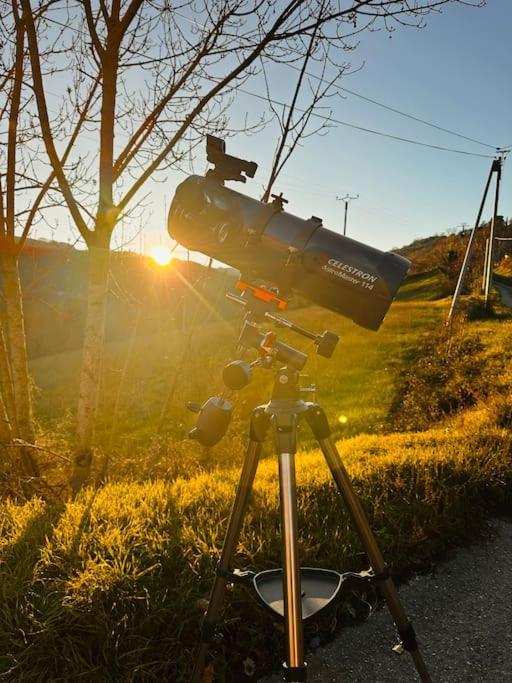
[{"left": 168, "top": 174, "right": 410, "bottom": 331}]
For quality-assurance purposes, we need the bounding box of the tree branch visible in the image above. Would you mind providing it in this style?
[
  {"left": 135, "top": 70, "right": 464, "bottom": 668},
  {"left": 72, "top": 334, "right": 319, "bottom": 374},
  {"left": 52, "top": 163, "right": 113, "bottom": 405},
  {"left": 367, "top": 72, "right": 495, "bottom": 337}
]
[
  {"left": 20, "top": 0, "right": 92, "bottom": 241},
  {"left": 19, "top": 75, "right": 101, "bottom": 249},
  {"left": 81, "top": 0, "right": 105, "bottom": 59},
  {"left": 118, "top": 1, "right": 304, "bottom": 212},
  {"left": 262, "top": 16, "right": 321, "bottom": 202},
  {"left": 6, "top": 0, "right": 25, "bottom": 241}
]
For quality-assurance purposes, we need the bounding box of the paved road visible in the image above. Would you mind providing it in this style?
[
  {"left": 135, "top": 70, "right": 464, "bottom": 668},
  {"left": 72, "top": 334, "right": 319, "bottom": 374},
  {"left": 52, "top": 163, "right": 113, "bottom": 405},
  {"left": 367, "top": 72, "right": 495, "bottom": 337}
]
[
  {"left": 496, "top": 282, "right": 512, "bottom": 308},
  {"left": 260, "top": 519, "right": 512, "bottom": 682}
]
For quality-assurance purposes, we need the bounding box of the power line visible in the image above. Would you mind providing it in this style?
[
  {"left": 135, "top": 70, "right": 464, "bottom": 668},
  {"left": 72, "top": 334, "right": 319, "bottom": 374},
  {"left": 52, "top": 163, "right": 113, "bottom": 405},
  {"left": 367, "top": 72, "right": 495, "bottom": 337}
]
[
  {"left": 169, "top": 8, "right": 503, "bottom": 152},
  {"left": 236, "top": 85, "right": 495, "bottom": 159},
  {"left": 37, "top": 5, "right": 503, "bottom": 156},
  {"left": 284, "top": 63, "right": 498, "bottom": 151},
  {"left": 339, "top": 86, "right": 498, "bottom": 150}
]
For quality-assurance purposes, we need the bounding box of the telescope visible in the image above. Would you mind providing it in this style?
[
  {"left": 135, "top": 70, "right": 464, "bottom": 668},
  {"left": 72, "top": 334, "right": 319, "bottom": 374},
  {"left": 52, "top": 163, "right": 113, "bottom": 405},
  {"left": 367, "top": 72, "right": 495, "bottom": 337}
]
[
  {"left": 168, "top": 136, "right": 410, "bottom": 331},
  {"left": 170, "top": 139, "right": 433, "bottom": 683}
]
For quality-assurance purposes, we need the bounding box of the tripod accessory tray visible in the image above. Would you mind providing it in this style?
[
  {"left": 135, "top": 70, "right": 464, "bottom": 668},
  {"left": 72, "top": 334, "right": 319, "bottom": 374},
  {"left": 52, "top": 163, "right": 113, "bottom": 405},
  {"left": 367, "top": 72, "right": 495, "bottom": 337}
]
[{"left": 253, "top": 567, "right": 343, "bottom": 621}]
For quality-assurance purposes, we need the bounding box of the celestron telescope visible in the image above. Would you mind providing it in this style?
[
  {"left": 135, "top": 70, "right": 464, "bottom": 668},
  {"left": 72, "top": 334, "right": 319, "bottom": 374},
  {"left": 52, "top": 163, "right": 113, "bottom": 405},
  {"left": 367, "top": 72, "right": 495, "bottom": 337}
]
[
  {"left": 168, "top": 138, "right": 431, "bottom": 682},
  {"left": 168, "top": 136, "right": 410, "bottom": 332}
]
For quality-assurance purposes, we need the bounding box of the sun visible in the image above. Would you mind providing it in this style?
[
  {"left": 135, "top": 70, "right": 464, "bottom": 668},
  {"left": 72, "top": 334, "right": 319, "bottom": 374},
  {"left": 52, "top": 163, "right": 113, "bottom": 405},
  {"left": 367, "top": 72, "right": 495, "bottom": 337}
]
[{"left": 149, "top": 245, "right": 173, "bottom": 266}]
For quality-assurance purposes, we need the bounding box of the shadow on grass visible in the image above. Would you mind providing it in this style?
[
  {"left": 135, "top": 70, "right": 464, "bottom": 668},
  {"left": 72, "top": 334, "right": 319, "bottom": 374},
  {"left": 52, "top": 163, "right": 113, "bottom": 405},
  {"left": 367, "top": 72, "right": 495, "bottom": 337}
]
[{"left": 0, "top": 499, "right": 65, "bottom": 678}]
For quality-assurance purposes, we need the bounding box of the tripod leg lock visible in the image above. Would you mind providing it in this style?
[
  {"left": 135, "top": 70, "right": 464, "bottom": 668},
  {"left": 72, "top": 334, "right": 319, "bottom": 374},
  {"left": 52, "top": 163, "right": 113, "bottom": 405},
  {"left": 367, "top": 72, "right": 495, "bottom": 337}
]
[
  {"left": 250, "top": 407, "right": 271, "bottom": 442},
  {"left": 282, "top": 663, "right": 307, "bottom": 682},
  {"left": 216, "top": 563, "right": 255, "bottom": 586}
]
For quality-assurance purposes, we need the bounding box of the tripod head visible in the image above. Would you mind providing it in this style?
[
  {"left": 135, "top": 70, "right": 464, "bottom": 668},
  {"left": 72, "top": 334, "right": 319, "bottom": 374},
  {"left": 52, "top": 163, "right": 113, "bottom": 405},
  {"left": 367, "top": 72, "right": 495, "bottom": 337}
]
[
  {"left": 187, "top": 281, "right": 339, "bottom": 447},
  {"left": 229, "top": 281, "right": 339, "bottom": 360}
]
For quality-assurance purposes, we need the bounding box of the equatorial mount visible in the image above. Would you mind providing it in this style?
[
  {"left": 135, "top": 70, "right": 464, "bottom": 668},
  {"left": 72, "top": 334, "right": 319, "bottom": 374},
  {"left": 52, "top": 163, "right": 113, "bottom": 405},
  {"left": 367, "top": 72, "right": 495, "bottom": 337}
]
[
  {"left": 229, "top": 281, "right": 339, "bottom": 359},
  {"left": 189, "top": 284, "right": 432, "bottom": 683},
  {"left": 186, "top": 281, "right": 339, "bottom": 448}
]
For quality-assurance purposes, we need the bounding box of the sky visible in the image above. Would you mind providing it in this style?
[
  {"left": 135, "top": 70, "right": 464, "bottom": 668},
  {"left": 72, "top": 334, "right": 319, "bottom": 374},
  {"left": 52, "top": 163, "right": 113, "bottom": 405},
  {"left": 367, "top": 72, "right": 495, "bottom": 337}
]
[{"left": 36, "top": 0, "right": 512, "bottom": 260}]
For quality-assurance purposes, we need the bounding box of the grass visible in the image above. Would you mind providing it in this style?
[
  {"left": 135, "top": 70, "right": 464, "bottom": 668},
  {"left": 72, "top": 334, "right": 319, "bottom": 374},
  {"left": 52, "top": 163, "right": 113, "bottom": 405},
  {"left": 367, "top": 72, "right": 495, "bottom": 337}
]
[
  {"left": 1, "top": 420, "right": 511, "bottom": 681},
  {"left": 30, "top": 299, "right": 446, "bottom": 481},
  {"left": 396, "top": 269, "right": 444, "bottom": 301},
  {"left": 3, "top": 285, "right": 512, "bottom": 681}
]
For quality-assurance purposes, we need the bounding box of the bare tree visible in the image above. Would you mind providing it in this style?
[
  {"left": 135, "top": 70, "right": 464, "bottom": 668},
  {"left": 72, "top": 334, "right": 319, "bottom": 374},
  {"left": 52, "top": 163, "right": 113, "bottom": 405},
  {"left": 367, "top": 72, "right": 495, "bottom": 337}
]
[
  {"left": 0, "top": 0, "right": 66, "bottom": 477},
  {"left": 19, "top": 0, "right": 482, "bottom": 491},
  {"left": 0, "top": 0, "right": 97, "bottom": 479},
  {"left": 0, "top": 0, "right": 41, "bottom": 476},
  {"left": 261, "top": 6, "right": 339, "bottom": 202}
]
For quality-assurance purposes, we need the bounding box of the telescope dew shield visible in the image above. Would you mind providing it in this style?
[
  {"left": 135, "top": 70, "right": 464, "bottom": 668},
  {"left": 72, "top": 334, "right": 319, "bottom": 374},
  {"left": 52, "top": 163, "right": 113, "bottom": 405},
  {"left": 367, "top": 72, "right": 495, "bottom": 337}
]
[{"left": 168, "top": 174, "right": 410, "bottom": 331}]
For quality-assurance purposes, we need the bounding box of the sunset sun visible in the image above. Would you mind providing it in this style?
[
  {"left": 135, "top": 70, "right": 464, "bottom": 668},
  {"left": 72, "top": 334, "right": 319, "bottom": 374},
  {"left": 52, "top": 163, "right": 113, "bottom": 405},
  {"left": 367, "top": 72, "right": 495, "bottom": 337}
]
[{"left": 149, "top": 245, "right": 173, "bottom": 266}]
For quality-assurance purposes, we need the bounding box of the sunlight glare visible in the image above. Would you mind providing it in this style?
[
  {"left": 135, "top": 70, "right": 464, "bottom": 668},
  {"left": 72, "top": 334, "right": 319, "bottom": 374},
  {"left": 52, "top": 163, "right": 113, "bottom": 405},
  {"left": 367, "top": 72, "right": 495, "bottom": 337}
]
[{"left": 150, "top": 245, "right": 173, "bottom": 266}]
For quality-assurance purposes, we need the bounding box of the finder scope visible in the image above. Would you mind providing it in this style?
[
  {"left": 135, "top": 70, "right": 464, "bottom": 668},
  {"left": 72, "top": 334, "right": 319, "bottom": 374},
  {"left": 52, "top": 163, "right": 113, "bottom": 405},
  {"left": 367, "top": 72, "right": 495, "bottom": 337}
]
[{"left": 168, "top": 136, "right": 410, "bottom": 330}]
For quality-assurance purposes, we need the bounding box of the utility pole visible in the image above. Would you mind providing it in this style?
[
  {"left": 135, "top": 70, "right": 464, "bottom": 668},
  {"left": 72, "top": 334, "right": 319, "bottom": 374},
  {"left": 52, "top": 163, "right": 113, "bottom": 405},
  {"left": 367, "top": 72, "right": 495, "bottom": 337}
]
[
  {"left": 336, "top": 193, "right": 359, "bottom": 236},
  {"left": 484, "top": 157, "right": 503, "bottom": 308},
  {"left": 482, "top": 238, "right": 490, "bottom": 293},
  {"left": 447, "top": 157, "right": 501, "bottom": 323}
]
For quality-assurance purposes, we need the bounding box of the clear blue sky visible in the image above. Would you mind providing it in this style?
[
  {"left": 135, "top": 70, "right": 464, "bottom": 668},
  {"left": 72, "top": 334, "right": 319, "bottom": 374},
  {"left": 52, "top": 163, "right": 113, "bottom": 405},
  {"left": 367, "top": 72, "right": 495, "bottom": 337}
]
[{"left": 41, "top": 1, "right": 512, "bottom": 259}]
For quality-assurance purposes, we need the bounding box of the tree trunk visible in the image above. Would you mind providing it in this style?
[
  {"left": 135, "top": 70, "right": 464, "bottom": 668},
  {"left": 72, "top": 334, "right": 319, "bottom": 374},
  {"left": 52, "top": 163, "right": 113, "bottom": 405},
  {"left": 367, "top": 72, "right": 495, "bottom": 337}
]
[
  {"left": 70, "top": 245, "right": 110, "bottom": 493},
  {"left": 0, "top": 324, "right": 17, "bottom": 436},
  {"left": 0, "top": 390, "right": 13, "bottom": 443},
  {"left": 1, "top": 252, "right": 39, "bottom": 477}
]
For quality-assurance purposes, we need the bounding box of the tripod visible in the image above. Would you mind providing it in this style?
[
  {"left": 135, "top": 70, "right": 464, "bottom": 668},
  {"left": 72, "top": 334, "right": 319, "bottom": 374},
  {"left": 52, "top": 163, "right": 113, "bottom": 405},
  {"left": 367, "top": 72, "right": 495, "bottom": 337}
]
[{"left": 190, "top": 358, "right": 432, "bottom": 682}]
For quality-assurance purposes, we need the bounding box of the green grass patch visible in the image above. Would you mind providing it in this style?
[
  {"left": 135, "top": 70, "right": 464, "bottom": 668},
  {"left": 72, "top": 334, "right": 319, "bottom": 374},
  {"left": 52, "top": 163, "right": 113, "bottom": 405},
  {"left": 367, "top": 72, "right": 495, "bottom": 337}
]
[
  {"left": 30, "top": 300, "right": 446, "bottom": 481},
  {"left": 396, "top": 269, "right": 444, "bottom": 301},
  {"left": 1, "top": 424, "right": 511, "bottom": 681}
]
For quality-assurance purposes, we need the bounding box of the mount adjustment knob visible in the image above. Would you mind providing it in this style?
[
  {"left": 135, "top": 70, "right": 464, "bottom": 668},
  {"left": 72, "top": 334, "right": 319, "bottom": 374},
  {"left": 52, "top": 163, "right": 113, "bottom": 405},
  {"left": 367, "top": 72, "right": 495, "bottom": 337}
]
[{"left": 222, "top": 360, "right": 253, "bottom": 390}]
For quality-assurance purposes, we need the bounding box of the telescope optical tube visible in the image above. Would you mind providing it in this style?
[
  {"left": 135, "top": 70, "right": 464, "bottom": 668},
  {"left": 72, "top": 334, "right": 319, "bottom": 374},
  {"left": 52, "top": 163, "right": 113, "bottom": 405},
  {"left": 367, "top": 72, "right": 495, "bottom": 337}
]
[{"left": 168, "top": 174, "right": 410, "bottom": 331}]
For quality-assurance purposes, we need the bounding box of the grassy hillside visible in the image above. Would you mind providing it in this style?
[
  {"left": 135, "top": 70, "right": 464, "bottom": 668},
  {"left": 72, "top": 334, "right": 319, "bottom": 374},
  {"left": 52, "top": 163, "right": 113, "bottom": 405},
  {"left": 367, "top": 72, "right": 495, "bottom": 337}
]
[
  {"left": 30, "top": 299, "right": 446, "bottom": 482},
  {"left": 396, "top": 269, "right": 444, "bottom": 301},
  {"left": 4, "top": 249, "right": 512, "bottom": 680},
  {"left": 17, "top": 239, "right": 237, "bottom": 358},
  {"left": 3, "top": 310, "right": 512, "bottom": 679}
]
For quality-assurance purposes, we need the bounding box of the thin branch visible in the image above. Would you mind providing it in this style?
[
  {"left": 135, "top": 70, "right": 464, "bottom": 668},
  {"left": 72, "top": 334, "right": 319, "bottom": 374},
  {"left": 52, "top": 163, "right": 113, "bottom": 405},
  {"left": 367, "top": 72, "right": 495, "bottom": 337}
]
[
  {"left": 5, "top": 0, "right": 25, "bottom": 241},
  {"left": 21, "top": 0, "right": 92, "bottom": 241},
  {"left": 19, "top": 75, "right": 101, "bottom": 249}
]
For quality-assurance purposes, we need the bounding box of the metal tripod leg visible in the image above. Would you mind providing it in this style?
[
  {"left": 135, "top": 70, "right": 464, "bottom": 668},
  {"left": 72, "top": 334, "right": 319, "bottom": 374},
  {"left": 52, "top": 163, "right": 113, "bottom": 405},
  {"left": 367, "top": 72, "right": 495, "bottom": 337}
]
[
  {"left": 278, "top": 451, "right": 307, "bottom": 682},
  {"left": 274, "top": 411, "right": 307, "bottom": 683},
  {"left": 306, "top": 406, "right": 432, "bottom": 683},
  {"left": 191, "top": 408, "right": 268, "bottom": 683}
]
